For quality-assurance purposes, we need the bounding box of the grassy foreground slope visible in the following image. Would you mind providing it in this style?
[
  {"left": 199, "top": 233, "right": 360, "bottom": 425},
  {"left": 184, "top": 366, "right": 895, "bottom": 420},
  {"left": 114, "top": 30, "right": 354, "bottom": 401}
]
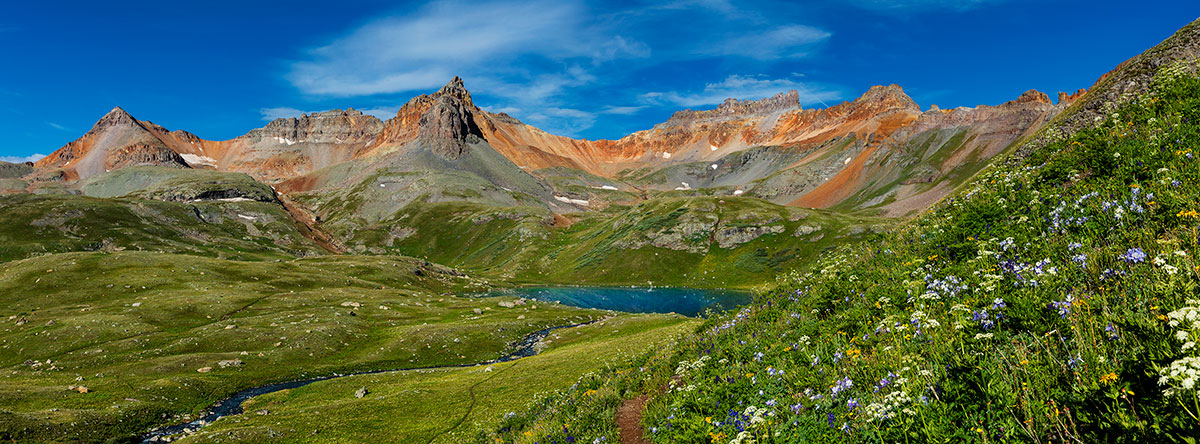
[
  {"left": 479, "top": 49, "right": 1200, "bottom": 443},
  {"left": 177, "top": 314, "right": 698, "bottom": 444},
  {"left": 0, "top": 252, "right": 606, "bottom": 443}
]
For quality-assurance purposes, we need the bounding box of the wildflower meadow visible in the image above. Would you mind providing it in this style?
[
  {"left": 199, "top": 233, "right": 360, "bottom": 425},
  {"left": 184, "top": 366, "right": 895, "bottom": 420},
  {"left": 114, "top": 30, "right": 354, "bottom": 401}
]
[{"left": 477, "top": 65, "right": 1200, "bottom": 443}]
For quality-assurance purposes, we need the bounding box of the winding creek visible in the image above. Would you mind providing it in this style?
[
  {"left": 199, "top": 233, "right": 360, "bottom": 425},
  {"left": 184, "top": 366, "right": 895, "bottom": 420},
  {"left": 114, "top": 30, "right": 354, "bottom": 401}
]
[{"left": 140, "top": 286, "right": 750, "bottom": 442}]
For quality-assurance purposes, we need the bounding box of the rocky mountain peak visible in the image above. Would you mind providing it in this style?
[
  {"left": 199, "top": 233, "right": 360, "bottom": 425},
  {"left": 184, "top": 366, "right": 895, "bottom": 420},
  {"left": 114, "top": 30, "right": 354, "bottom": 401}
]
[
  {"left": 660, "top": 90, "right": 802, "bottom": 128},
  {"left": 93, "top": 106, "right": 140, "bottom": 131},
  {"left": 852, "top": 85, "right": 919, "bottom": 112},
  {"left": 246, "top": 108, "right": 383, "bottom": 144},
  {"left": 434, "top": 76, "right": 474, "bottom": 108},
  {"left": 1010, "top": 89, "right": 1053, "bottom": 106},
  {"left": 418, "top": 78, "right": 483, "bottom": 160}
]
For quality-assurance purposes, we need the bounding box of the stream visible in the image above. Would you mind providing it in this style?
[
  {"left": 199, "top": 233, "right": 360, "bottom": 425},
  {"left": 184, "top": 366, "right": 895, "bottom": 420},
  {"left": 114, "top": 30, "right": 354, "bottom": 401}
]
[{"left": 140, "top": 320, "right": 596, "bottom": 442}]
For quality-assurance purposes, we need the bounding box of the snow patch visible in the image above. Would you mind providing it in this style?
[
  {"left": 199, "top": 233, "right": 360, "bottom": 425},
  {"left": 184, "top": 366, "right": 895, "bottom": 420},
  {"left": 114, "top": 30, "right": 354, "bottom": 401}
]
[
  {"left": 710, "top": 144, "right": 718, "bottom": 151},
  {"left": 237, "top": 214, "right": 257, "bottom": 221},
  {"left": 711, "top": 164, "right": 718, "bottom": 170},
  {"left": 662, "top": 152, "right": 671, "bottom": 159},
  {"left": 273, "top": 137, "right": 297, "bottom": 146},
  {"left": 733, "top": 190, "right": 744, "bottom": 195},
  {"left": 554, "top": 195, "right": 590, "bottom": 206},
  {"left": 674, "top": 182, "right": 691, "bottom": 191},
  {"left": 843, "top": 156, "right": 852, "bottom": 165},
  {"left": 181, "top": 153, "right": 217, "bottom": 167},
  {"left": 593, "top": 185, "right": 619, "bottom": 191},
  {"left": 216, "top": 197, "right": 255, "bottom": 202}
]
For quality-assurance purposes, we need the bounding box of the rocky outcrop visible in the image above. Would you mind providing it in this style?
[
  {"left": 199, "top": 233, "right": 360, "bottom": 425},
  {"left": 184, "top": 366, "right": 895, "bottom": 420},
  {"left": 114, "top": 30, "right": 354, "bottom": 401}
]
[
  {"left": 415, "top": 77, "right": 484, "bottom": 160},
  {"left": 245, "top": 109, "right": 383, "bottom": 144},
  {"left": 660, "top": 90, "right": 802, "bottom": 127},
  {"left": 1057, "top": 89, "right": 1088, "bottom": 104}
]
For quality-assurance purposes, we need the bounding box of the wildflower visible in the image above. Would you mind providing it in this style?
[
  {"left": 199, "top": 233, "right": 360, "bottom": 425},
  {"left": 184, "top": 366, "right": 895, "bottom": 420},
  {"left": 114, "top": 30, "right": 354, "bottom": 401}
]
[
  {"left": 1050, "top": 296, "right": 1073, "bottom": 318},
  {"left": 992, "top": 298, "right": 1006, "bottom": 310},
  {"left": 846, "top": 398, "right": 859, "bottom": 410},
  {"left": 1120, "top": 247, "right": 1147, "bottom": 264},
  {"left": 1100, "top": 372, "right": 1119, "bottom": 385},
  {"left": 1106, "top": 321, "right": 1119, "bottom": 340},
  {"left": 831, "top": 377, "right": 854, "bottom": 398},
  {"left": 1071, "top": 253, "right": 1087, "bottom": 268}
]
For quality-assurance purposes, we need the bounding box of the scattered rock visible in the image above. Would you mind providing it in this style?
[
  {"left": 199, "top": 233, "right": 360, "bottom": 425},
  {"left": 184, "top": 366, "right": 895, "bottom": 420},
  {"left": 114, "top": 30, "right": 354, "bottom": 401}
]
[
  {"left": 794, "top": 225, "right": 821, "bottom": 236},
  {"left": 217, "top": 359, "right": 243, "bottom": 368},
  {"left": 517, "top": 315, "right": 526, "bottom": 320},
  {"left": 340, "top": 301, "right": 361, "bottom": 308},
  {"left": 472, "top": 308, "right": 483, "bottom": 315},
  {"left": 355, "top": 387, "right": 368, "bottom": 398},
  {"left": 197, "top": 367, "right": 212, "bottom": 373},
  {"left": 224, "top": 325, "right": 237, "bottom": 330}
]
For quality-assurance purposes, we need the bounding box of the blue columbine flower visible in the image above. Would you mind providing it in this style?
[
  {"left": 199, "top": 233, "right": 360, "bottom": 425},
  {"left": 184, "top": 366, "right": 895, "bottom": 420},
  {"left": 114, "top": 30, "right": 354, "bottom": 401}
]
[{"left": 1121, "top": 247, "right": 1147, "bottom": 263}]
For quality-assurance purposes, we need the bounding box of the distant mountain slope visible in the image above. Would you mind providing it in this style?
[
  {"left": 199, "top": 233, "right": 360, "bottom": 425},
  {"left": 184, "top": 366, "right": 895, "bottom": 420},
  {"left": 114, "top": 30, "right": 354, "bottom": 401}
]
[{"left": 25, "top": 74, "right": 1086, "bottom": 218}]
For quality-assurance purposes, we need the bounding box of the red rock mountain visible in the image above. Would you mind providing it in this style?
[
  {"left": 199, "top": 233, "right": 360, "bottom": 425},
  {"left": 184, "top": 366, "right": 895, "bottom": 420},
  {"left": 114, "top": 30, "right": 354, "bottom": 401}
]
[{"left": 31, "top": 77, "right": 1084, "bottom": 215}]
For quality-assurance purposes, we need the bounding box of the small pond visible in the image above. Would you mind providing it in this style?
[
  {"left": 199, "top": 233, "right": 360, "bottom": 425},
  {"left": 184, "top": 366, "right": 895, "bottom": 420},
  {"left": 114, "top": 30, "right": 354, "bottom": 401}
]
[{"left": 483, "top": 286, "right": 752, "bottom": 316}]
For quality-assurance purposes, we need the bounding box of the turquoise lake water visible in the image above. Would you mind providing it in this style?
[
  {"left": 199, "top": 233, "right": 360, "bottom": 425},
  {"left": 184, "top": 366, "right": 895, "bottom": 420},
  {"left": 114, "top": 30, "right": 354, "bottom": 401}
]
[{"left": 484, "top": 286, "right": 752, "bottom": 316}]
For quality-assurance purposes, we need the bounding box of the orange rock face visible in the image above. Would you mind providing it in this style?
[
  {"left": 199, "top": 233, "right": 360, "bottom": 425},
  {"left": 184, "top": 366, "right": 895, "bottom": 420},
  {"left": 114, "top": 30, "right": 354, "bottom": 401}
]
[{"left": 32, "top": 78, "right": 1065, "bottom": 215}]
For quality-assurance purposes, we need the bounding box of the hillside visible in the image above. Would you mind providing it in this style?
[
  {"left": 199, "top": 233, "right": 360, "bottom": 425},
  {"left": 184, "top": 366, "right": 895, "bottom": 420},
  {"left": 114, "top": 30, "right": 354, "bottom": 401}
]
[{"left": 478, "top": 19, "right": 1200, "bottom": 444}]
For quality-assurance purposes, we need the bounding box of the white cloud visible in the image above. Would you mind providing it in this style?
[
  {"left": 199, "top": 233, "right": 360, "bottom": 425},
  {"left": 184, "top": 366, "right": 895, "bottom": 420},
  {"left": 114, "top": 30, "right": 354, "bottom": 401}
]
[
  {"left": 520, "top": 107, "right": 597, "bottom": 137},
  {"left": 704, "top": 25, "right": 831, "bottom": 60},
  {"left": 357, "top": 106, "right": 401, "bottom": 120},
  {"left": 45, "top": 121, "right": 70, "bottom": 131},
  {"left": 1, "top": 153, "right": 45, "bottom": 163},
  {"left": 286, "top": 0, "right": 643, "bottom": 98},
  {"left": 641, "top": 75, "right": 841, "bottom": 108},
  {"left": 600, "top": 106, "right": 647, "bottom": 115},
  {"left": 259, "top": 107, "right": 312, "bottom": 121}
]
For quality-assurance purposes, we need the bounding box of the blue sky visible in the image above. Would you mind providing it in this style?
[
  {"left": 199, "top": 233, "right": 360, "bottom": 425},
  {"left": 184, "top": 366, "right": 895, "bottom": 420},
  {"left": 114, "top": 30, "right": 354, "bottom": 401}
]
[{"left": 0, "top": 0, "right": 1196, "bottom": 162}]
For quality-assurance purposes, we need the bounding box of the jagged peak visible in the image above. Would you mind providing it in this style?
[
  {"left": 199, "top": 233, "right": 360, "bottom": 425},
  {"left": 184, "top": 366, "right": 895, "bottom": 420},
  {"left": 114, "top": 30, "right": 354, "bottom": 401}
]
[
  {"left": 1011, "top": 89, "right": 1053, "bottom": 105},
  {"left": 434, "top": 76, "right": 474, "bottom": 108},
  {"left": 92, "top": 106, "right": 141, "bottom": 131}
]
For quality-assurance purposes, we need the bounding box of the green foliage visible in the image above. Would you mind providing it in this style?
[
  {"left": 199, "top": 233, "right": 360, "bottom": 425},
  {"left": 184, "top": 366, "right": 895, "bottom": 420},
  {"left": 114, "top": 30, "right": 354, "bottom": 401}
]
[{"left": 482, "top": 65, "right": 1200, "bottom": 444}]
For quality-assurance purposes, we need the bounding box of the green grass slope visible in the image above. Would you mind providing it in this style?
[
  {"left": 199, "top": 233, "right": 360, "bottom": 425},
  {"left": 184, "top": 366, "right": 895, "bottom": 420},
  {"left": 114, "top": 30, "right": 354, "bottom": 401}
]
[
  {"left": 0, "top": 252, "right": 607, "bottom": 443},
  {"left": 175, "top": 314, "right": 698, "bottom": 443},
  {"left": 315, "top": 196, "right": 886, "bottom": 289},
  {"left": 479, "top": 54, "right": 1200, "bottom": 444},
  {"left": 0, "top": 193, "right": 322, "bottom": 261}
]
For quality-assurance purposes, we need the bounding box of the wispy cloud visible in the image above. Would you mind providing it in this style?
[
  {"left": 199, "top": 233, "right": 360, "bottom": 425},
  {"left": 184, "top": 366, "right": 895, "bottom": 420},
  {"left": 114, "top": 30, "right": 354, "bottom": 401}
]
[
  {"left": 287, "top": 0, "right": 643, "bottom": 98},
  {"left": 0, "top": 153, "right": 45, "bottom": 163},
  {"left": 520, "top": 107, "right": 597, "bottom": 137},
  {"left": 284, "top": 0, "right": 839, "bottom": 137},
  {"left": 702, "top": 25, "right": 831, "bottom": 60},
  {"left": 259, "top": 107, "right": 313, "bottom": 121},
  {"left": 641, "top": 75, "right": 841, "bottom": 108},
  {"left": 45, "top": 121, "right": 70, "bottom": 131},
  {"left": 599, "top": 106, "right": 648, "bottom": 115},
  {"left": 846, "top": 0, "right": 1008, "bottom": 12}
]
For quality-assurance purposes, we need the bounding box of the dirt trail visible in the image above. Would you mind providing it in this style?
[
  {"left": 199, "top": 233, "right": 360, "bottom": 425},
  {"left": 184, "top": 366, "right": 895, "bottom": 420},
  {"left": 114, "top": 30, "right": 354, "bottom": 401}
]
[{"left": 617, "top": 394, "right": 652, "bottom": 444}]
